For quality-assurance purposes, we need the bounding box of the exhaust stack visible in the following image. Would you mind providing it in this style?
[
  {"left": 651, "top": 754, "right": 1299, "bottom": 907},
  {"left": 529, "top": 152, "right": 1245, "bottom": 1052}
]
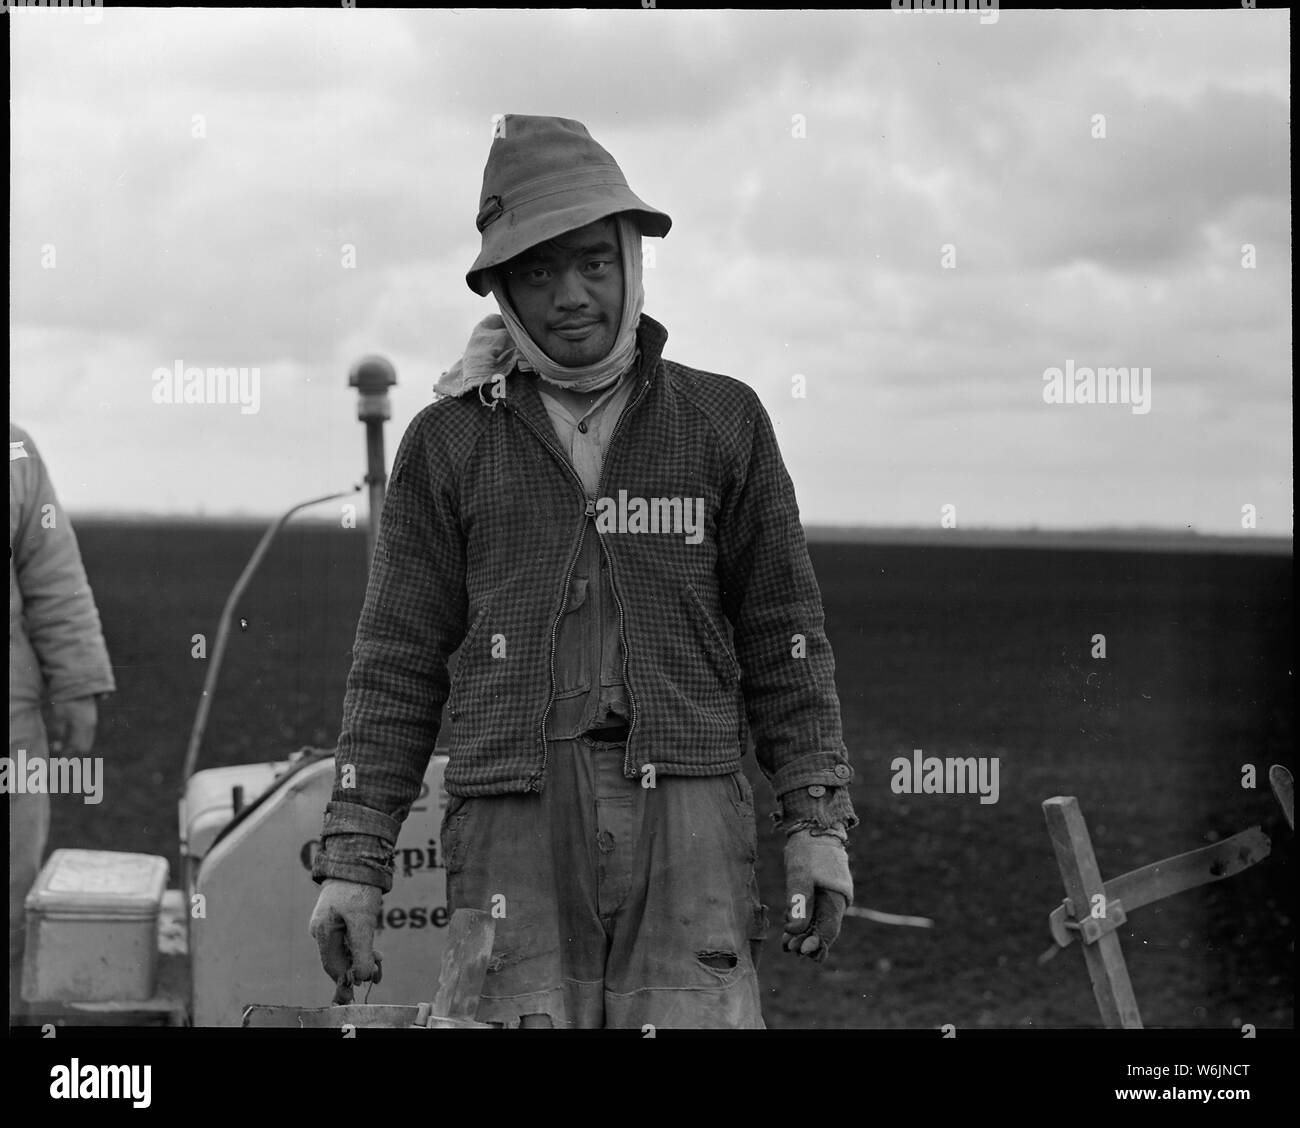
[{"left": 348, "top": 356, "right": 398, "bottom": 564}]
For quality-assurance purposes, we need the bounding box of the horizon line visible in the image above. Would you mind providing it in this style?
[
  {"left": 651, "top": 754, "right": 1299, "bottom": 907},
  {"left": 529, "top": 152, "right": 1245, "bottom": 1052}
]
[{"left": 66, "top": 512, "right": 1293, "bottom": 554}]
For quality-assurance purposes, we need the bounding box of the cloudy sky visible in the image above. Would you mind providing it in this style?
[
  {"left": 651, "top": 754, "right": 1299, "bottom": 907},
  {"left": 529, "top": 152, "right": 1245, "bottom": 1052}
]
[{"left": 9, "top": 6, "right": 1292, "bottom": 533}]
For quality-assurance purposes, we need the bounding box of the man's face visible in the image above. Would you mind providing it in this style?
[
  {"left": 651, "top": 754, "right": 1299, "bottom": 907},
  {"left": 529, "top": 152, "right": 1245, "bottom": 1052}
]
[{"left": 501, "top": 217, "right": 624, "bottom": 367}]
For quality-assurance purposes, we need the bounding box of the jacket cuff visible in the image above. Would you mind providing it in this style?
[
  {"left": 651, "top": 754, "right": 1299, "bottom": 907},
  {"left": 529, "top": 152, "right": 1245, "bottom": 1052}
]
[
  {"left": 48, "top": 675, "right": 117, "bottom": 703},
  {"left": 321, "top": 800, "right": 404, "bottom": 842},
  {"left": 767, "top": 752, "right": 855, "bottom": 798},
  {"left": 311, "top": 833, "right": 395, "bottom": 893},
  {"left": 775, "top": 782, "right": 859, "bottom": 835}
]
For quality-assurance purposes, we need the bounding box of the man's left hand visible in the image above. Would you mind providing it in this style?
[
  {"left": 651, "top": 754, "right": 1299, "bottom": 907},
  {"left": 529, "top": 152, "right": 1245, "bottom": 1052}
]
[
  {"left": 48, "top": 697, "right": 99, "bottom": 755},
  {"left": 782, "top": 828, "right": 853, "bottom": 962}
]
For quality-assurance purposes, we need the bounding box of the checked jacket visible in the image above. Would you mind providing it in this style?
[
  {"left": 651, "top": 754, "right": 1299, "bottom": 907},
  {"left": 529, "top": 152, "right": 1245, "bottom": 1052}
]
[{"left": 312, "top": 314, "right": 857, "bottom": 891}]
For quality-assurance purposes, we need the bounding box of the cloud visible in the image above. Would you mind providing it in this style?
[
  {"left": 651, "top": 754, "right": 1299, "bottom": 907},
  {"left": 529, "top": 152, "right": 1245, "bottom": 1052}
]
[{"left": 8, "top": 8, "right": 1291, "bottom": 533}]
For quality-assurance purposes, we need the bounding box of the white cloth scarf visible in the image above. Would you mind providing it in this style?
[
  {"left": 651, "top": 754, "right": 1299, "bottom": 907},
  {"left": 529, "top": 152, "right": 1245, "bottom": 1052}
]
[{"left": 434, "top": 214, "right": 644, "bottom": 399}]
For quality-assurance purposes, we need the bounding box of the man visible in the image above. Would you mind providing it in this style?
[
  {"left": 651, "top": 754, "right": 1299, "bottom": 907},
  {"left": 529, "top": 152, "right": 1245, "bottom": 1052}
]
[
  {"left": 9, "top": 424, "right": 115, "bottom": 1020},
  {"left": 310, "top": 115, "right": 857, "bottom": 1028}
]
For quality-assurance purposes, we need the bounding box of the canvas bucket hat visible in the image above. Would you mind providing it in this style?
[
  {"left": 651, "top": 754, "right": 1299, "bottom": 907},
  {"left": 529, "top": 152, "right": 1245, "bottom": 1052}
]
[{"left": 465, "top": 115, "right": 671, "bottom": 296}]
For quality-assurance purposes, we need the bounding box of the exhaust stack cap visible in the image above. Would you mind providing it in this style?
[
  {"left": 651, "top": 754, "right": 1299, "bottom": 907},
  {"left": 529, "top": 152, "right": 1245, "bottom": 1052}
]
[{"left": 348, "top": 355, "right": 397, "bottom": 421}]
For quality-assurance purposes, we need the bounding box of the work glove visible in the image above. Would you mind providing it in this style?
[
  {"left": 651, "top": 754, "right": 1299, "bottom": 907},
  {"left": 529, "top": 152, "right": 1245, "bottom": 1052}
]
[
  {"left": 309, "top": 878, "right": 383, "bottom": 1003},
  {"left": 782, "top": 827, "right": 853, "bottom": 962},
  {"left": 48, "top": 696, "right": 98, "bottom": 755}
]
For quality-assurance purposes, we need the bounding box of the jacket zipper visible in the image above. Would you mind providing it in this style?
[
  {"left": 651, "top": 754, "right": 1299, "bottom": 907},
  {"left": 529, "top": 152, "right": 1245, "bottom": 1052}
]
[
  {"left": 503, "top": 373, "right": 653, "bottom": 788},
  {"left": 510, "top": 407, "right": 586, "bottom": 791},
  {"left": 590, "top": 378, "right": 652, "bottom": 780}
]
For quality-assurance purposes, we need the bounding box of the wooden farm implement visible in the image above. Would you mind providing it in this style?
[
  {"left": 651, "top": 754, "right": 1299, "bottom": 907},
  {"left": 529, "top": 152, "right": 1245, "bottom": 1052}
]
[{"left": 1040, "top": 764, "right": 1292, "bottom": 1028}]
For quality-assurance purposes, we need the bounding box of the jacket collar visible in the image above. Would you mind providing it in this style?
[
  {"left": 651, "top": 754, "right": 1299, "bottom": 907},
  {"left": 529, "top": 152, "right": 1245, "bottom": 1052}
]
[{"left": 504, "top": 313, "right": 668, "bottom": 438}]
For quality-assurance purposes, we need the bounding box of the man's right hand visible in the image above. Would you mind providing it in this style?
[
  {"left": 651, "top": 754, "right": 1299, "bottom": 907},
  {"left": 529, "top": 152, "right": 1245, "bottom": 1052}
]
[
  {"left": 309, "top": 879, "right": 383, "bottom": 999},
  {"left": 48, "top": 696, "right": 99, "bottom": 755}
]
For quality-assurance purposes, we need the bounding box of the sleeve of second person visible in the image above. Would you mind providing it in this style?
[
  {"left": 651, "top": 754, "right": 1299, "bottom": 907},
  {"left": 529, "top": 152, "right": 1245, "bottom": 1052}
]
[
  {"left": 12, "top": 428, "right": 116, "bottom": 703},
  {"left": 311, "top": 410, "right": 470, "bottom": 890}
]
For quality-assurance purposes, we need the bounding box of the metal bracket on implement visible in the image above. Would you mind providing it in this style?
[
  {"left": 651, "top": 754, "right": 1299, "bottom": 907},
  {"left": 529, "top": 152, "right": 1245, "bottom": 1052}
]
[{"left": 1054, "top": 897, "right": 1128, "bottom": 946}]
